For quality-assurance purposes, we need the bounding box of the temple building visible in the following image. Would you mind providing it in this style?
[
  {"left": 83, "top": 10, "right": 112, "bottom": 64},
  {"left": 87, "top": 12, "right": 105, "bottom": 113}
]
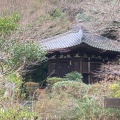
[{"left": 40, "top": 28, "right": 120, "bottom": 84}]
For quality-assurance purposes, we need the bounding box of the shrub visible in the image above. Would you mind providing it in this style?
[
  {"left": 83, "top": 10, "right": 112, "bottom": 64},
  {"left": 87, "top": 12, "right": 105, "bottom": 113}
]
[
  {"left": 23, "top": 61, "right": 48, "bottom": 86},
  {"left": 109, "top": 83, "right": 120, "bottom": 98},
  {"left": 76, "top": 12, "right": 93, "bottom": 22},
  {"left": 52, "top": 81, "right": 88, "bottom": 98},
  {"left": 23, "top": 82, "right": 39, "bottom": 99},
  {"left": 47, "top": 77, "right": 65, "bottom": 85},
  {"left": 46, "top": 77, "right": 65, "bottom": 95},
  {"left": 35, "top": 81, "right": 120, "bottom": 120},
  {"left": 49, "top": 8, "right": 63, "bottom": 18},
  {"left": 76, "top": 96, "right": 120, "bottom": 120},
  {"left": 0, "top": 13, "right": 20, "bottom": 35},
  {"left": 88, "top": 81, "right": 111, "bottom": 97},
  {"left": 0, "top": 87, "right": 5, "bottom": 97},
  {"left": 38, "top": 14, "right": 52, "bottom": 22},
  {"left": 7, "top": 41, "right": 47, "bottom": 67},
  {"left": 3, "top": 73, "right": 23, "bottom": 99},
  {"left": 35, "top": 94, "right": 80, "bottom": 119},
  {"left": 7, "top": 73, "right": 22, "bottom": 87},
  {"left": 77, "top": 97, "right": 103, "bottom": 119},
  {"left": 65, "top": 71, "right": 83, "bottom": 82},
  {"left": 0, "top": 107, "right": 36, "bottom": 120}
]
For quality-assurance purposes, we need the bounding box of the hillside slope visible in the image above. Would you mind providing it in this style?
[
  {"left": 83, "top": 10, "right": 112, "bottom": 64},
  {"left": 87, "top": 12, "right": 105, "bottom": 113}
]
[{"left": 0, "top": 0, "right": 120, "bottom": 41}]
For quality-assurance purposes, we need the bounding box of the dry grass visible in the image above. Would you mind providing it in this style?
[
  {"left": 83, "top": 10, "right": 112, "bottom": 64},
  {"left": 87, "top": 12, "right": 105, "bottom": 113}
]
[{"left": 0, "top": 0, "right": 119, "bottom": 41}]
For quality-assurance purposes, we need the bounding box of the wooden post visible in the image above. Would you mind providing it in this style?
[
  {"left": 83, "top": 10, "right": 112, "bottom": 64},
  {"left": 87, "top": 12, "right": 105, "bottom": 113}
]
[{"left": 88, "top": 58, "right": 91, "bottom": 84}]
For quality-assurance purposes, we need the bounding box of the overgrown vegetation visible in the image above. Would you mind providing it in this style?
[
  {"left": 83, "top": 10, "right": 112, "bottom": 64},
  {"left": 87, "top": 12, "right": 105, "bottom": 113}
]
[
  {"left": 65, "top": 71, "right": 83, "bottom": 82},
  {"left": 34, "top": 73, "right": 120, "bottom": 119},
  {"left": 109, "top": 83, "right": 120, "bottom": 98},
  {"left": 1, "top": 0, "right": 119, "bottom": 41},
  {"left": 0, "top": 0, "right": 120, "bottom": 119},
  {"left": 0, "top": 13, "right": 47, "bottom": 74},
  {"left": 35, "top": 81, "right": 120, "bottom": 120},
  {"left": 0, "top": 12, "right": 46, "bottom": 119},
  {"left": 0, "top": 107, "right": 36, "bottom": 120},
  {"left": 23, "top": 82, "right": 39, "bottom": 99},
  {"left": 8, "top": 41, "right": 46, "bottom": 66},
  {"left": 47, "top": 77, "right": 65, "bottom": 85},
  {"left": 0, "top": 13, "right": 20, "bottom": 35}
]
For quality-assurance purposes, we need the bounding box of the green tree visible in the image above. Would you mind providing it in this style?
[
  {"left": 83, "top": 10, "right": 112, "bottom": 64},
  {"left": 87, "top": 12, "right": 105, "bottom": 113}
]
[{"left": 0, "top": 13, "right": 47, "bottom": 75}]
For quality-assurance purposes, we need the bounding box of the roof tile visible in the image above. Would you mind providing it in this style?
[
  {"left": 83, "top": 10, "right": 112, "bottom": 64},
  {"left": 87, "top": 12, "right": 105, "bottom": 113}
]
[{"left": 40, "top": 29, "right": 120, "bottom": 52}]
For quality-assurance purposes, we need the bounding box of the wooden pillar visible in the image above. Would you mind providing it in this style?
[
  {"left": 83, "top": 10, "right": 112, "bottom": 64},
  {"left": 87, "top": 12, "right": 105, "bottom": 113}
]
[
  {"left": 80, "top": 59, "right": 82, "bottom": 73},
  {"left": 88, "top": 58, "right": 91, "bottom": 84}
]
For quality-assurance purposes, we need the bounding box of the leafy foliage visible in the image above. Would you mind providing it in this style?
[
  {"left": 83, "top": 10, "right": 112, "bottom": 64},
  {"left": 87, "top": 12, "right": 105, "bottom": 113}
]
[
  {"left": 47, "top": 77, "right": 65, "bottom": 85},
  {"left": 35, "top": 96, "right": 80, "bottom": 119},
  {"left": 65, "top": 71, "right": 83, "bottom": 82},
  {"left": 0, "top": 108, "right": 36, "bottom": 120},
  {"left": 49, "top": 8, "right": 63, "bottom": 18},
  {"left": 46, "top": 77, "right": 65, "bottom": 96},
  {"left": 0, "top": 12, "right": 46, "bottom": 120},
  {"left": 7, "top": 41, "right": 47, "bottom": 67},
  {"left": 76, "top": 12, "right": 93, "bottom": 22},
  {"left": 0, "top": 13, "right": 47, "bottom": 72},
  {"left": 0, "top": 13, "right": 20, "bottom": 35},
  {"left": 36, "top": 81, "right": 120, "bottom": 119},
  {"left": 23, "top": 82, "right": 39, "bottom": 98},
  {"left": 22, "top": 61, "right": 48, "bottom": 86},
  {"left": 7, "top": 72, "right": 22, "bottom": 86},
  {"left": 52, "top": 81, "right": 88, "bottom": 98},
  {"left": 109, "top": 83, "right": 120, "bottom": 98}
]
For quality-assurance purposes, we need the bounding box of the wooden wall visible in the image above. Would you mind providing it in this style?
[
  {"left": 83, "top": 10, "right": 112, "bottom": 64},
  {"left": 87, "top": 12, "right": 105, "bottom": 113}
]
[
  {"left": 47, "top": 44, "right": 118, "bottom": 84},
  {"left": 48, "top": 57, "right": 101, "bottom": 84}
]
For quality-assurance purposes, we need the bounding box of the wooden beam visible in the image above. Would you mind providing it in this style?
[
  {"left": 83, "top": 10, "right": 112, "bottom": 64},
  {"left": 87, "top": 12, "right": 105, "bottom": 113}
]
[{"left": 104, "top": 98, "right": 120, "bottom": 108}]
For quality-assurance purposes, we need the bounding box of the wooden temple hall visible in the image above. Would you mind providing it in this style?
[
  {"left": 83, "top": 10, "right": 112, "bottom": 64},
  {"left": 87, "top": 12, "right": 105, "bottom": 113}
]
[{"left": 40, "top": 28, "right": 120, "bottom": 84}]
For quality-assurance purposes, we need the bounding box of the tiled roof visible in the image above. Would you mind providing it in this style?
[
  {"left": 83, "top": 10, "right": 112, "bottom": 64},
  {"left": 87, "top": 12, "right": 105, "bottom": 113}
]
[{"left": 40, "top": 29, "right": 120, "bottom": 52}]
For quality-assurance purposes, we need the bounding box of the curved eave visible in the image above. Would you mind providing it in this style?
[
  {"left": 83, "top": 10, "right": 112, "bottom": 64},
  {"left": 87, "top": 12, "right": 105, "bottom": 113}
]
[{"left": 39, "top": 29, "right": 120, "bottom": 54}]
